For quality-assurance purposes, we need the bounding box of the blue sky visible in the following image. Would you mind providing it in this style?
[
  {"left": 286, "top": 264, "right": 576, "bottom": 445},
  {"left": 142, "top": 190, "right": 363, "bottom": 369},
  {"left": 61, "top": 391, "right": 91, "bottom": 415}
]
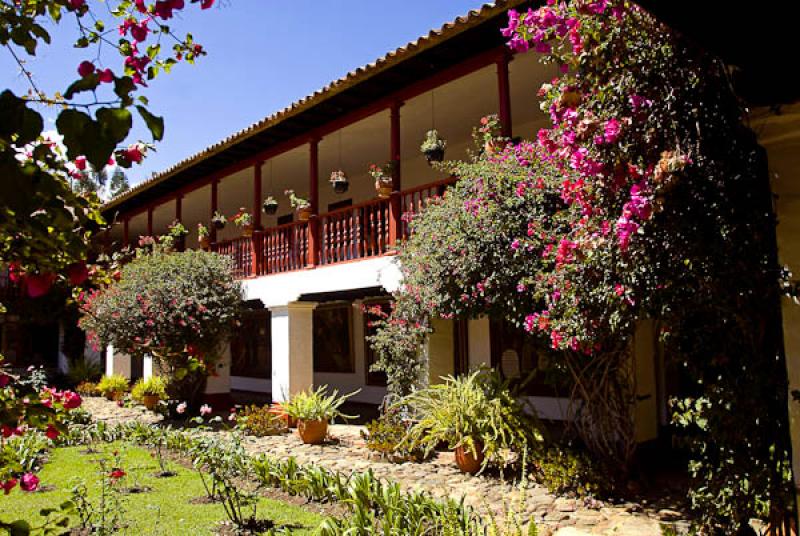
[{"left": 1, "top": 1, "right": 483, "bottom": 186}]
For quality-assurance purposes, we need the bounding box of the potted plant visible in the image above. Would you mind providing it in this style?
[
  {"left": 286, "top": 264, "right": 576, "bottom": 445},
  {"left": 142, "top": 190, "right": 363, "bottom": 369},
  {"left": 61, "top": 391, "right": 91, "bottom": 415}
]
[
  {"left": 284, "top": 190, "right": 312, "bottom": 222},
  {"left": 197, "top": 223, "right": 210, "bottom": 250},
  {"left": 368, "top": 162, "right": 394, "bottom": 199},
  {"left": 232, "top": 208, "right": 254, "bottom": 237},
  {"left": 131, "top": 376, "right": 167, "bottom": 410},
  {"left": 262, "top": 195, "right": 279, "bottom": 215},
  {"left": 166, "top": 220, "right": 188, "bottom": 250},
  {"left": 476, "top": 114, "right": 503, "bottom": 155},
  {"left": 282, "top": 385, "right": 360, "bottom": 445},
  {"left": 211, "top": 211, "right": 227, "bottom": 230},
  {"left": 397, "top": 368, "right": 543, "bottom": 474},
  {"left": 329, "top": 170, "right": 349, "bottom": 194},
  {"left": 420, "top": 129, "right": 447, "bottom": 163},
  {"left": 97, "top": 374, "right": 129, "bottom": 402},
  {"left": 268, "top": 402, "right": 296, "bottom": 428}
]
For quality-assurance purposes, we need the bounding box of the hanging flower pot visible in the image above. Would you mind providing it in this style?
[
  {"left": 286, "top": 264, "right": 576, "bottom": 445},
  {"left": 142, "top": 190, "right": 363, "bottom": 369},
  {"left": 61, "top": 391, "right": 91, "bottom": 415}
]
[
  {"left": 211, "top": 211, "right": 227, "bottom": 230},
  {"left": 197, "top": 223, "right": 210, "bottom": 250},
  {"left": 420, "top": 129, "right": 446, "bottom": 164},
  {"left": 232, "top": 208, "right": 254, "bottom": 237},
  {"left": 368, "top": 162, "right": 394, "bottom": 199},
  {"left": 285, "top": 190, "right": 312, "bottom": 222},
  {"left": 262, "top": 196, "right": 279, "bottom": 215},
  {"left": 329, "top": 170, "right": 349, "bottom": 194}
]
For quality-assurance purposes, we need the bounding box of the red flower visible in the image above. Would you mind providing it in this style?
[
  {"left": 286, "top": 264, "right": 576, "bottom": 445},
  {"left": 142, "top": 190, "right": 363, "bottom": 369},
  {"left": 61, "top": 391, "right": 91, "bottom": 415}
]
[
  {"left": 98, "top": 69, "right": 114, "bottom": 83},
  {"left": 45, "top": 425, "right": 59, "bottom": 441},
  {"left": 77, "top": 61, "right": 95, "bottom": 78},
  {"left": 20, "top": 473, "right": 39, "bottom": 492},
  {"left": 75, "top": 155, "right": 87, "bottom": 170},
  {"left": 26, "top": 273, "right": 55, "bottom": 298},
  {"left": 63, "top": 391, "right": 82, "bottom": 410},
  {"left": 1, "top": 478, "right": 17, "bottom": 495},
  {"left": 109, "top": 469, "right": 126, "bottom": 480},
  {"left": 66, "top": 262, "right": 89, "bottom": 286}
]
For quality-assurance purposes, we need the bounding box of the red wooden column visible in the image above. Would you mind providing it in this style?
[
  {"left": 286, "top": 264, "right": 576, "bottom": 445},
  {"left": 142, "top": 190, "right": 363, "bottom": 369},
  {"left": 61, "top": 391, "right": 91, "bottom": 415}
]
[
  {"left": 388, "top": 102, "right": 403, "bottom": 248},
  {"left": 307, "top": 138, "right": 320, "bottom": 267},
  {"left": 497, "top": 52, "right": 513, "bottom": 139},
  {"left": 210, "top": 178, "right": 219, "bottom": 243},
  {"left": 147, "top": 207, "right": 153, "bottom": 236},
  {"left": 175, "top": 195, "right": 184, "bottom": 251},
  {"left": 122, "top": 218, "right": 129, "bottom": 248},
  {"left": 251, "top": 162, "right": 263, "bottom": 275}
]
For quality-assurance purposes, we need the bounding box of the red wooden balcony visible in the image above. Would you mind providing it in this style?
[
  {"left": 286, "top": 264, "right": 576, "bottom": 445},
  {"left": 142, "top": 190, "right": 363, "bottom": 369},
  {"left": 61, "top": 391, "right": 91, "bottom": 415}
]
[{"left": 210, "top": 177, "right": 457, "bottom": 279}]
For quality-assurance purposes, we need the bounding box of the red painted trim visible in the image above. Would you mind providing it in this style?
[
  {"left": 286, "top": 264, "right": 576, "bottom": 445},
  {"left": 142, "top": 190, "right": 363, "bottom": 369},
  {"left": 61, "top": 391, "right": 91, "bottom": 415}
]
[
  {"left": 497, "top": 53, "right": 512, "bottom": 139},
  {"left": 115, "top": 47, "right": 508, "bottom": 223},
  {"left": 210, "top": 178, "right": 219, "bottom": 243},
  {"left": 308, "top": 140, "right": 320, "bottom": 267},
  {"left": 253, "top": 162, "right": 263, "bottom": 230}
]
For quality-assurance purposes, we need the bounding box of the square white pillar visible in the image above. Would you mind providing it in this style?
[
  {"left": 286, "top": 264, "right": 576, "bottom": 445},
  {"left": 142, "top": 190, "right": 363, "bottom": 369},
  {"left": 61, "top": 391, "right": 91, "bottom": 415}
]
[{"left": 270, "top": 301, "right": 316, "bottom": 402}]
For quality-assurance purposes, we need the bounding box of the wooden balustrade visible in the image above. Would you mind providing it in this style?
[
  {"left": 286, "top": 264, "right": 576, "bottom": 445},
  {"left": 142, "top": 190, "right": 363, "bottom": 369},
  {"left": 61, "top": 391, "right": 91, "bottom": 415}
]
[
  {"left": 210, "top": 177, "right": 458, "bottom": 278},
  {"left": 258, "top": 221, "right": 308, "bottom": 275},
  {"left": 318, "top": 197, "right": 390, "bottom": 265}
]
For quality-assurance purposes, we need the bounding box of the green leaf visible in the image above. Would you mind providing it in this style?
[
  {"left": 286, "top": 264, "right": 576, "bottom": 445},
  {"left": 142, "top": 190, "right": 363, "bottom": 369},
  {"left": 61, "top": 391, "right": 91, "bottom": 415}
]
[
  {"left": 64, "top": 74, "right": 100, "bottom": 100},
  {"left": 0, "top": 90, "right": 43, "bottom": 144},
  {"left": 8, "top": 520, "right": 31, "bottom": 536},
  {"left": 136, "top": 105, "right": 164, "bottom": 141},
  {"left": 96, "top": 107, "right": 132, "bottom": 144},
  {"left": 113, "top": 76, "right": 136, "bottom": 106}
]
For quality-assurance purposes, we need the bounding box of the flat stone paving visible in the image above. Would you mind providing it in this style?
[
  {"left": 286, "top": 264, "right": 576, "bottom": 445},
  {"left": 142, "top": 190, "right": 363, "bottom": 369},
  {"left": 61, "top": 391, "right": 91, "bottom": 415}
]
[{"left": 82, "top": 397, "right": 689, "bottom": 535}]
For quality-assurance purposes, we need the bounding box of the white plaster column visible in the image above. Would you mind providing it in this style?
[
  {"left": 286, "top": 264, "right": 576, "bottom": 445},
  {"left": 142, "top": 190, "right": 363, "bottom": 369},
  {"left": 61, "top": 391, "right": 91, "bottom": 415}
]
[
  {"left": 467, "top": 317, "right": 492, "bottom": 370},
  {"left": 270, "top": 301, "right": 316, "bottom": 402},
  {"left": 205, "top": 343, "right": 231, "bottom": 394},
  {"left": 142, "top": 355, "right": 154, "bottom": 380},
  {"left": 428, "top": 317, "right": 454, "bottom": 384}
]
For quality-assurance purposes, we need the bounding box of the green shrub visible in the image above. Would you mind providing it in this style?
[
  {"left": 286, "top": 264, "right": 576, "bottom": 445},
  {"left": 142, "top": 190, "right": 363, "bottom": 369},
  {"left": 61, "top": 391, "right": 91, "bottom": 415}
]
[
  {"left": 75, "top": 381, "right": 99, "bottom": 396},
  {"left": 66, "top": 357, "right": 102, "bottom": 385},
  {"left": 130, "top": 376, "right": 167, "bottom": 402},
  {"left": 282, "top": 385, "right": 359, "bottom": 422},
  {"left": 398, "top": 368, "right": 544, "bottom": 471},
  {"left": 361, "top": 411, "right": 426, "bottom": 463},
  {"left": 235, "top": 404, "right": 286, "bottom": 437},
  {"left": 534, "top": 446, "right": 604, "bottom": 497},
  {"left": 97, "top": 374, "right": 129, "bottom": 396}
]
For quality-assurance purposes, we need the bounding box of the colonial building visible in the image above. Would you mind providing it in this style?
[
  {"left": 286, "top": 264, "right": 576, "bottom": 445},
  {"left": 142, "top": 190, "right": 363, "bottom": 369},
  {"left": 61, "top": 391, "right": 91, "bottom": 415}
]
[{"left": 99, "top": 1, "right": 662, "bottom": 441}]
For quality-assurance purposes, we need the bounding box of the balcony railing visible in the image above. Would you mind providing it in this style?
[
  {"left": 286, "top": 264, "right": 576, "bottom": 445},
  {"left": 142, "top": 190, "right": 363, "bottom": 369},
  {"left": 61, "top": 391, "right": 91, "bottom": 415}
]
[{"left": 210, "top": 176, "right": 457, "bottom": 279}]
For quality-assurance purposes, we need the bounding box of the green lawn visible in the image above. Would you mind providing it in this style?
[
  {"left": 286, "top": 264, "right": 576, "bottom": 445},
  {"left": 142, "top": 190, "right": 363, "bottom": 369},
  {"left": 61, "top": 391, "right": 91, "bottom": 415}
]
[{"left": 0, "top": 443, "right": 324, "bottom": 535}]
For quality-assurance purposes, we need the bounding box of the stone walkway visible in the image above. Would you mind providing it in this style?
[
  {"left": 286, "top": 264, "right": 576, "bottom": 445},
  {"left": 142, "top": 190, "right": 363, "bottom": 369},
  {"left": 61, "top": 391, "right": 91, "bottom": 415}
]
[{"left": 82, "top": 397, "right": 689, "bottom": 535}]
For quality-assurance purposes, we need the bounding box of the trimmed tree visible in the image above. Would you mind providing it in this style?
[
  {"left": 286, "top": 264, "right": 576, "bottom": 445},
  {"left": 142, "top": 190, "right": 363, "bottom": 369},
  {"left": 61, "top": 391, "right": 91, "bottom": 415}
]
[{"left": 80, "top": 247, "right": 243, "bottom": 408}]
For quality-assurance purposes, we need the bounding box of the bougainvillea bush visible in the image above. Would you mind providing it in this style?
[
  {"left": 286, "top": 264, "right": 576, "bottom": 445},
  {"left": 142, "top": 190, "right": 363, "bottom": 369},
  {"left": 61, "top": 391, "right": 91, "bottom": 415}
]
[
  {"left": 373, "top": 0, "right": 792, "bottom": 531},
  {"left": 80, "top": 247, "right": 242, "bottom": 407}
]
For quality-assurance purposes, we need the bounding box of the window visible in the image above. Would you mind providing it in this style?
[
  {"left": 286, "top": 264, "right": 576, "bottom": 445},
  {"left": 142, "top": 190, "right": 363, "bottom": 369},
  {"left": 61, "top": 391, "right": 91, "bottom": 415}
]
[
  {"left": 362, "top": 298, "right": 391, "bottom": 386},
  {"left": 490, "top": 318, "right": 564, "bottom": 396},
  {"left": 313, "top": 302, "right": 354, "bottom": 373},
  {"left": 230, "top": 308, "right": 271, "bottom": 379}
]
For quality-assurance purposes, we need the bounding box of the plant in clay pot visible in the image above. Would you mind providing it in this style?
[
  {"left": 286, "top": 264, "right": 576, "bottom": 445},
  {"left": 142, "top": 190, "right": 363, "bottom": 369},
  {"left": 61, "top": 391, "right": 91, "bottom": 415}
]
[
  {"left": 197, "top": 223, "right": 210, "bottom": 250},
  {"left": 396, "top": 367, "right": 544, "bottom": 474},
  {"left": 368, "top": 162, "right": 394, "bottom": 198},
  {"left": 282, "top": 385, "right": 360, "bottom": 445},
  {"left": 475, "top": 114, "right": 504, "bottom": 155},
  {"left": 131, "top": 375, "right": 167, "bottom": 410},
  {"left": 329, "top": 170, "right": 349, "bottom": 194},
  {"left": 97, "top": 374, "right": 129, "bottom": 401},
  {"left": 211, "top": 211, "right": 227, "bottom": 230},
  {"left": 284, "top": 190, "right": 312, "bottom": 221},
  {"left": 262, "top": 196, "right": 279, "bottom": 215},
  {"left": 420, "top": 129, "right": 447, "bottom": 163},
  {"left": 232, "top": 208, "right": 254, "bottom": 237}
]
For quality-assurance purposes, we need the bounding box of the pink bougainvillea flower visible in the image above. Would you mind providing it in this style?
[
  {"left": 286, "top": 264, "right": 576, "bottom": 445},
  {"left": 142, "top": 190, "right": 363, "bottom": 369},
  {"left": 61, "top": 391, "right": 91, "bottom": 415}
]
[
  {"left": 97, "top": 69, "right": 114, "bottom": 83},
  {"left": 130, "top": 20, "right": 150, "bottom": 42},
  {"left": 603, "top": 118, "right": 621, "bottom": 143},
  {"left": 66, "top": 262, "right": 89, "bottom": 286},
  {"left": 68, "top": 0, "right": 85, "bottom": 9},
  {"left": 77, "top": 61, "right": 95, "bottom": 78},
  {"left": 135, "top": 0, "right": 148, "bottom": 13},
  {"left": 1, "top": 478, "right": 17, "bottom": 495},
  {"left": 26, "top": 273, "right": 55, "bottom": 298},
  {"left": 20, "top": 473, "right": 39, "bottom": 492},
  {"left": 74, "top": 155, "right": 87, "bottom": 170},
  {"left": 201, "top": 0, "right": 214, "bottom": 9},
  {"left": 124, "top": 145, "right": 144, "bottom": 164}
]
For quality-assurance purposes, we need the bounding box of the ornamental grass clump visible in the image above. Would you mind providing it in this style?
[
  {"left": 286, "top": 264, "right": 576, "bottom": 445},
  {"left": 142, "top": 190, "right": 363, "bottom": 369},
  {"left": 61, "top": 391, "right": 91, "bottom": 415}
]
[
  {"left": 130, "top": 376, "right": 167, "bottom": 409},
  {"left": 283, "top": 386, "right": 359, "bottom": 445},
  {"left": 97, "top": 374, "right": 129, "bottom": 401},
  {"left": 398, "top": 368, "right": 544, "bottom": 474}
]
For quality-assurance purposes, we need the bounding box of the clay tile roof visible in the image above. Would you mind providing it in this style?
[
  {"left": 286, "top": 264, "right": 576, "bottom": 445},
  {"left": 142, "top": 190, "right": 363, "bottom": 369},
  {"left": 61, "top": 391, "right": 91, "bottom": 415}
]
[{"left": 103, "top": 0, "right": 524, "bottom": 212}]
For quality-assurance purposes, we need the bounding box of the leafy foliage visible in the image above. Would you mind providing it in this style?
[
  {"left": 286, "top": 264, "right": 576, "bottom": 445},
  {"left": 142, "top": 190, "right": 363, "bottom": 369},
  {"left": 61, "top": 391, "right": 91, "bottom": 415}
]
[
  {"left": 282, "top": 386, "right": 359, "bottom": 423},
  {"left": 96, "top": 374, "right": 128, "bottom": 397},
  {"left": 130, "top": 376, "right": 167, "bottom": 402},
  {"left": 234, "top": 404, "right": 287, "bottom": 437}
]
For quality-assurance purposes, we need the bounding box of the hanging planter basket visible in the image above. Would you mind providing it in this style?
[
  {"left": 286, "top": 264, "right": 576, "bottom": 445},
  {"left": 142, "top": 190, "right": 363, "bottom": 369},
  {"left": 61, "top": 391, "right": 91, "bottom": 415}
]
[
  {"left": 420, "top": 130, "right": 447, "bottom": 165},
  {"left": 423, "top": 147, "right": 445, "bottom": 163},
  {"left": 329, "top": 170, "right": 349, "bottom": 194},
  {"left": 211, "top": 211, "right": 227, "bottom": 230},
  {"left": 263, "top": 198, "right": 279, "bottom": 215}
]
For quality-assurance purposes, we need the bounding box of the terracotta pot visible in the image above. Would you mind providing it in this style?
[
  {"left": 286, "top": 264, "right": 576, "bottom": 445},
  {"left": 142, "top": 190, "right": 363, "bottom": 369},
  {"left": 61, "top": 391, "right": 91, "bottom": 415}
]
[
  {"left": 375, "top": 179, "right": 393, "bottom": 199},
  {"left": 241, "top": 224, "right": 254, "bottom": 238},
  {"left": 199, "top": 236, "right": 210, "bottom": 250},
  {"left": 297, "top": 419, "right": 328, "bottom": 444},
  {"left": 105, "top": 390, "right": 123, "bottom": 402},
  {"left": 424, "top": 148, "right": 445, "bottom": 163},
  {"left": 296, "top": 207, "right": 312, "bottom": 222},
  {"left": 454, "top": 443, "right": 485, "bottom": 475},
  {"left": 142, "top": 395, "right": 160, "bottom": 410}
]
